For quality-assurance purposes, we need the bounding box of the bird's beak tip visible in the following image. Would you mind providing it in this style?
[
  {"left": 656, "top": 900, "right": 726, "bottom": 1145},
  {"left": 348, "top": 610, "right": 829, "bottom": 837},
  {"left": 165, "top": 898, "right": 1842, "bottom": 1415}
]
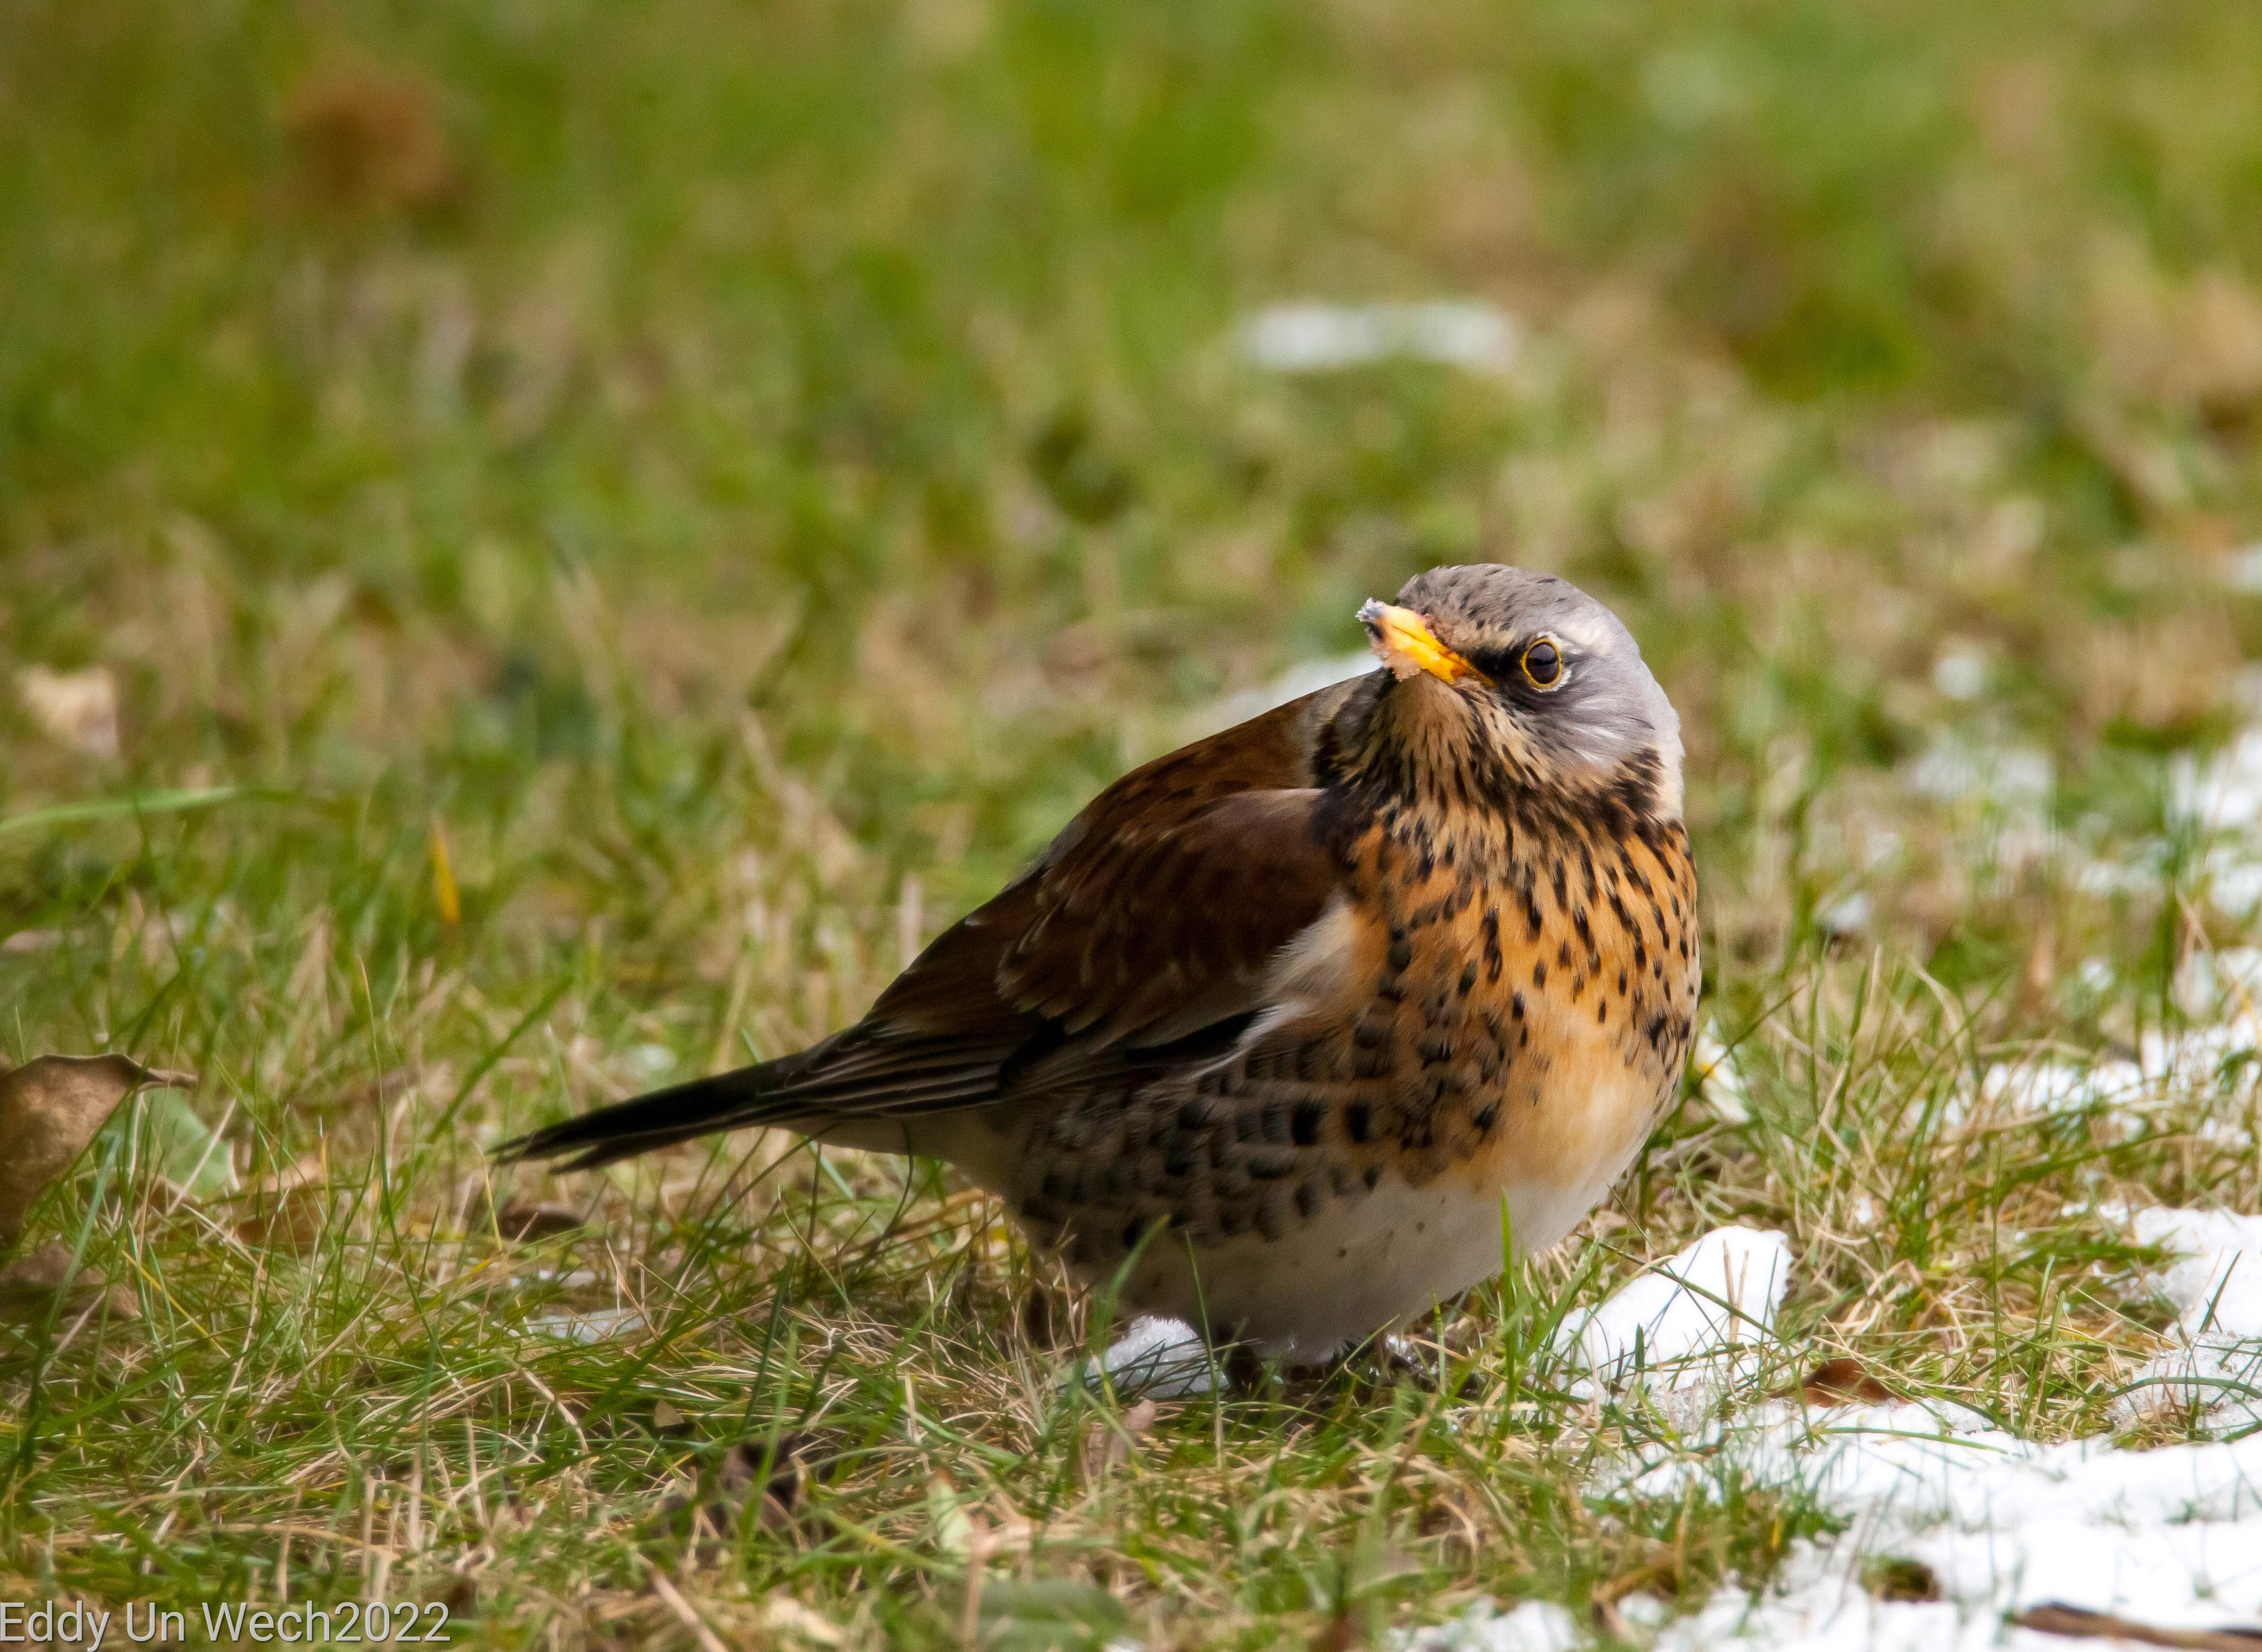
[{"left": 1359, "top": 600, "right": 1475, "bottom": 686}]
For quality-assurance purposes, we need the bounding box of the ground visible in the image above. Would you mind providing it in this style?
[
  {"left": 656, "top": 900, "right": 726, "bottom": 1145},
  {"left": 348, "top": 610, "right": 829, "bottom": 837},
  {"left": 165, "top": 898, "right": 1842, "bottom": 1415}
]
[{"left": 4, "top": 0, "right": 2262, "bottom": 1646}]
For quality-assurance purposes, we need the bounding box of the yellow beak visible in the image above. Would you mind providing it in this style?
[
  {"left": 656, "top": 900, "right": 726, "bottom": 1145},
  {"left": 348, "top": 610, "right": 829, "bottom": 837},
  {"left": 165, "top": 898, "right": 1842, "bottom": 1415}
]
[{"left": 1357, "top": 600, "right": 1479, "bottom": 685}]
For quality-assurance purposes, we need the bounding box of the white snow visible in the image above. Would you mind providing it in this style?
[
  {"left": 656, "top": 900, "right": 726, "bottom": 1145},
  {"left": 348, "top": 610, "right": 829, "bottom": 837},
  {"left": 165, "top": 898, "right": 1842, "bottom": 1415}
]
[
  {"left": 1089, "top": 1316, "right": 1219, "bottom": 1398},
  {"left": 1403, "top": 1601, "right": 1581, "bottom": 1652},
  {"left": 1564, "top": 1227, "right": 1791, "bottom": 1400},
  {"left": 2109, "top": 1206, "right": 2262, "bottom": 1433},
  {"left": 1421, "top": 1212, "right": 2262, "bottom": 1646},
  {"left": 1238, "top": 301, "right": 1521, "bottom": 375},
  {"left": 526, "top": 1305, "right": 647, "bottom": 1342},
  {"left": 1629, "top": 1412, "right": 2262, "bottom": 1648}
]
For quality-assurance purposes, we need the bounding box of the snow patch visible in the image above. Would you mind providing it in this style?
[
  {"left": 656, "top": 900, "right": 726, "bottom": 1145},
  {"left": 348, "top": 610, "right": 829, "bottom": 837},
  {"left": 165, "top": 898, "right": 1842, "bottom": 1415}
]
[
  {"left": 1565, "top": 1227, "right": 1791, "bottom": 1401},
  {"left": 2110, "top": 1206, "right": 2262, "bottom": 1433},
  {"left": 1089, "top": 1316, "right": 1219, "bottom": 1399},
  {"left": 1239, "top": 301, "right": 1521, "bottom": 375}
]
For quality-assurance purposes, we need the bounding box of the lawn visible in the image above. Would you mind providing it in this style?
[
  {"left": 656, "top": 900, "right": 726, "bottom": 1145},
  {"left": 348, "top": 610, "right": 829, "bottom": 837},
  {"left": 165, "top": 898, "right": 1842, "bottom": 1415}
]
[{"left": 5, "top": 0, "right": 2262, "bottom": 1645}]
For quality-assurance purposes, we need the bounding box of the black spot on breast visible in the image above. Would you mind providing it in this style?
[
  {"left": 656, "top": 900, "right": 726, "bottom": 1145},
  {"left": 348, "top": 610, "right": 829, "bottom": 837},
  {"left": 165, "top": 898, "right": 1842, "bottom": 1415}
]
[
  {"left": 1363, "top": 1163, "right": 1383, "bottom": 1190},
  {"left": 1292, "top": 1101, "right": 1324, "bottom": 1145},
  {"left": 1296, "top": 1180, "right": 1320, "bottom": 1220},
  {"left": 1533, "top": 961, "right": 1548, "bottom": 987},
  {"left": 1458, "top": 960, "right": 1479, "bottom": 997},
  {"left": 1345, "top": 1101, "right": 1373, "bottom": 1143}
]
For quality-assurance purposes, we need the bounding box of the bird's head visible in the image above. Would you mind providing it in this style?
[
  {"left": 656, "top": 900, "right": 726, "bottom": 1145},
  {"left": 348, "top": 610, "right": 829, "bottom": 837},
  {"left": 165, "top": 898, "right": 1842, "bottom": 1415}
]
[{"left": 1352, "top": 564, "right": 1684, "bottom": 820}]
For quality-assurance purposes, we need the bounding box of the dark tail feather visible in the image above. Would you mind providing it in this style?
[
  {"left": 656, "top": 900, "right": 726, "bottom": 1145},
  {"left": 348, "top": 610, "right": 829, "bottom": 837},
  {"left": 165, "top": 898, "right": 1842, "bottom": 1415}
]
[{"left": 492, "top": 1048, "right": 828, "bottom": 1172}]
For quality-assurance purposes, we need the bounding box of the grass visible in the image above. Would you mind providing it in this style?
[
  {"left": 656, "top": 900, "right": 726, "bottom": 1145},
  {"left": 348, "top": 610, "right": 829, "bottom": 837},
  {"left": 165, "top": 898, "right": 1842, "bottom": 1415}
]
[{"left": 5, "top": 0, "right": 2262, "bottom": 1643}]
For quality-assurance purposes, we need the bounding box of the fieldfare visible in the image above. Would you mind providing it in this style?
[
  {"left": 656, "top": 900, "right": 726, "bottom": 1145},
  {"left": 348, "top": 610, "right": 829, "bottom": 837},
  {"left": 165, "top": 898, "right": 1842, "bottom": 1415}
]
[{"left": 500, "top": 564, "right": 1699, "bottom": 1359}]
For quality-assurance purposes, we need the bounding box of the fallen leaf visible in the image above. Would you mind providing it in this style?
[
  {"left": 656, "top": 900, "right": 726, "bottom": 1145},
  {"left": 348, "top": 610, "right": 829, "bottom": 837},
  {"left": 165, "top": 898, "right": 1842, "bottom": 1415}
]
[
  {"left": 494, "top": 1199, "right": 585, "bottom": 1242},
  {"left": 0, "top": 1241, "right": 136, "bottom": 1324},
  {"left": 651, "top": 1399, "right": 686, "bottom": 1432},
  {"left": 725, "top": 1433, "right": 818, "bottom": 1530},
  {"left": 1797, "top": 1355, "right": 1895, "bottom": 1407},
  {"left": 1310, "top": 1606, "right": 1357, "bottom": 1652},
  {"left": 234, "top": 1184, "right": 339, "bottom": 1255},
  {"left": 286, "top": 65, "right": 459, "bottom": 216},
  {"left": 132, "top": 1087, "right": 236, "bottom": 1200},
  {"left": 17, "top": 666, "right": 119, "bottom": 758},
  {"left": 1079, "top": 1396, "right": 1159, "bottom": 1484},
  {"left": 2011, "top": 1603, "right": 2262, "bottom": 1649},
  {"left": 0, "top": 1055, "right": 198, "bottom": 1247},
  {"left": 655, "top": 1432, "right": 827, "bottom": 1543}
]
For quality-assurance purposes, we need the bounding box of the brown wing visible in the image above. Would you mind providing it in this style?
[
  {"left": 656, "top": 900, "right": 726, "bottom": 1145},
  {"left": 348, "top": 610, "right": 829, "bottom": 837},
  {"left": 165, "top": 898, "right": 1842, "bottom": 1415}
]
[
  {"left": 810, "top": 680, "right": 1361, "bottom": 1108},
  {"left": 882, "top": 686, "right": 1353, "bottom": 1034},
  {"left": 497, "top": 680, "right": 1376, "bottom": 1168}
]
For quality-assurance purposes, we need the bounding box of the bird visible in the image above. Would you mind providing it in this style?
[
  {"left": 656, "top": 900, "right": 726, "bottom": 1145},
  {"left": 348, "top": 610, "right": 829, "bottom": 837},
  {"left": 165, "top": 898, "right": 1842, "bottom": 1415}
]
[{"left": 498, "top": 564, "right": 1699, "bottom": 1362}]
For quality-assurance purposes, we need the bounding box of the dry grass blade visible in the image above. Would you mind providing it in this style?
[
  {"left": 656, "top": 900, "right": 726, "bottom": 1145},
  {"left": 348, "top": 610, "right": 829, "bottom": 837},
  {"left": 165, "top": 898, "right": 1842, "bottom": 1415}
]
[{"left": 2011, "top": 1604, "right": 2262, "bottom": 1648}]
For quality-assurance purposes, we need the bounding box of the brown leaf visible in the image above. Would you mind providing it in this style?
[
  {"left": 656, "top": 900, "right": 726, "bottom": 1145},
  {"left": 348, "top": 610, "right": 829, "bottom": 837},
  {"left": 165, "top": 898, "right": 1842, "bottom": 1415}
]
[
  {"left": 653, "top": 1432, "right": 832, "bottom": 1547},
  {"left": 0, "top": 1242, "right": 136, "bottom": 1324},
  {"left": 719, "top": 1432, "right": 818, "bottom": 1531},
  {"left": 0, "top": 1055, "right": 198, "bottom": 1248},
  {"left": 234, "top": 1184, "right": 338, "bottom": 1256},
  {"left": 2012, "top": 1603, "right": 2262, "bottom": 1649},
  {"left": 1309, "top": 1606, "right": 1357, "bottom": 1652},
  {"left": 1079, "top": 1397, "right": 1159, "bottom": 1484},
  {"left": 1798, "top": 1356, "right": 1895, "bottom": 1408},
  {"left": 285, "top": 66, "right": 459, "bottom": 216},
  {"left": 494, "top": 1199, "right": 586, "bottom": 1243}
]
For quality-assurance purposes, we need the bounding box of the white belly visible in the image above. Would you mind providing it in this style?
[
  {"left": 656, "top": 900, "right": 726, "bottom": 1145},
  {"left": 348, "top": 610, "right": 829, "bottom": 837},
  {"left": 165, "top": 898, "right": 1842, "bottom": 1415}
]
[{"left": 1096, "top": 1163, "right": 1618, "bottom": 1361}]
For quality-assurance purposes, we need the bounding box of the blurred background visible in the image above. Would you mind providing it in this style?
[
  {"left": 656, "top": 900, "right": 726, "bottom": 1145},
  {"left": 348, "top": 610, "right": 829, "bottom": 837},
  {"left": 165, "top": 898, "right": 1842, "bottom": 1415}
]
[{"left": 5, "top": 0, "right": 2261, "bottom": 1069}]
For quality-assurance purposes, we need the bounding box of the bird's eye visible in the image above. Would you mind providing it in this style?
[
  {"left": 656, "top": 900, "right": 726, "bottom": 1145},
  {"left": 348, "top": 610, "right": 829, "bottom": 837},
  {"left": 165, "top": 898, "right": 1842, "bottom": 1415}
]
[{"left": 1521, "top": 638, "right": 1564, "bottom": 690}]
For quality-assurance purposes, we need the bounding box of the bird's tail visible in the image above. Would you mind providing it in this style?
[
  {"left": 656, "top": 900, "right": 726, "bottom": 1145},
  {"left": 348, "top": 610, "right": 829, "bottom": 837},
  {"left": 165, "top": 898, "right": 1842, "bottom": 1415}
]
[{"left": 492, "top": 1044, "right": 834, "bottom": 1172}]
